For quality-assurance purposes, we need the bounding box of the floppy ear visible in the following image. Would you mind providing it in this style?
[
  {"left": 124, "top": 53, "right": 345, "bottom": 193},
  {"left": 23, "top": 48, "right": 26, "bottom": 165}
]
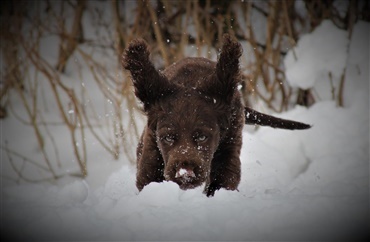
[
  {"left": 198, "top": 34, "right": 242, "bottom": 104},
  {"left": 122, "top": 39, "right": 178, "bottom": 111}
]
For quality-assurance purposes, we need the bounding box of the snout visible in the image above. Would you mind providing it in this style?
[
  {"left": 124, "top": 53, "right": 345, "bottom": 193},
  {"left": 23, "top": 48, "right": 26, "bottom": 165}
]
[{"left": 164, "top": 160, "right": 207, "bottom": 189}]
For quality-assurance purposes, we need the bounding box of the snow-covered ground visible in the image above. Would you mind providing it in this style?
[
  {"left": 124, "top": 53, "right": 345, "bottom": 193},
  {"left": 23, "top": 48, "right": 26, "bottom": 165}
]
[{"left": 1, "top": 16, "right": 369, "bottom": 242}]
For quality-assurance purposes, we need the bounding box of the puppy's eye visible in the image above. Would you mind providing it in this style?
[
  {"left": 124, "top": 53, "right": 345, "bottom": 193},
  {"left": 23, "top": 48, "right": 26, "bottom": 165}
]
[
  {"left": 163, "top": 135, "right": 175, "bottom": 143},
  {"left": 196, "top": 135, "right": 207, "bottom": 142}
]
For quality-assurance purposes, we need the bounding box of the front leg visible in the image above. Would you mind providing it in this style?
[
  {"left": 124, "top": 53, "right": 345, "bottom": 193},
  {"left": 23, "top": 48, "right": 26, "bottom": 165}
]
[
  {"left": 204, "top": 144, "right": 242, "bottom": 197},
  {"left": 136, "top": 127, "right": 164, "bottom": 191}
]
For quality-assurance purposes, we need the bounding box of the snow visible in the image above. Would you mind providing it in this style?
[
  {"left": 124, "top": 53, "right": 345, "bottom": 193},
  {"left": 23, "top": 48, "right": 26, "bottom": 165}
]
[
  {"left": 343, "top": 21, "right": 370, "bottom": 109},
  {"left": 2, "top": 16, "right": 369, "bottom": 242},
  {"left": 176, "top": 168, "right": 188, "bottom": 177},
  {"left": 285, "top": 20, "right": 348, "bottom": 92}
]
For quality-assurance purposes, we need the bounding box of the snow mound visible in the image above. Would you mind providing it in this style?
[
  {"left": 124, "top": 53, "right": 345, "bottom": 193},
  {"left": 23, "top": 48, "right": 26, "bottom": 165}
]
[
  {"left": 285, "top": 20, "right": 348, "bottom": 90},
  {"left": 103, "top": 165, "right": 136, "bottom": 200}
]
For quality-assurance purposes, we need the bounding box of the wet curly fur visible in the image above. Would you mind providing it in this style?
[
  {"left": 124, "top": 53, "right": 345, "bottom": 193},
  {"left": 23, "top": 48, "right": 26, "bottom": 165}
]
[{"left": 123, "top": 35, "right": 310, "bottom": 196}]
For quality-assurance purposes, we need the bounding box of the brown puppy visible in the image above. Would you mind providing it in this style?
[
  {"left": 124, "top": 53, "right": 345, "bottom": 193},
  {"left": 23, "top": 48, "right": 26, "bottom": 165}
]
[{"left": 123, "top": 35, "right": 310, "bottom": 196}]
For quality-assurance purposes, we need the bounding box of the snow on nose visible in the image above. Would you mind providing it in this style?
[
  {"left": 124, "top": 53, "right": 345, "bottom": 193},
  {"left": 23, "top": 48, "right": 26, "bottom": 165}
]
[{"left": 175, "top": 168, "right": 196, "bottom": 179}]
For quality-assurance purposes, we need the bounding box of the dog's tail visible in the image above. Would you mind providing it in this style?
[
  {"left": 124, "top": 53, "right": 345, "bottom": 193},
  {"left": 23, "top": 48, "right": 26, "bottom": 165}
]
[{"left": 244, "top": 107, "right": 311, "bottom": 130}]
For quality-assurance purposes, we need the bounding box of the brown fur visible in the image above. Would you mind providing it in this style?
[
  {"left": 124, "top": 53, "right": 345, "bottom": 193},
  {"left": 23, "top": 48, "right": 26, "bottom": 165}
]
[{"left": 123, "top": 35, "right": 310, "bottom": 197}]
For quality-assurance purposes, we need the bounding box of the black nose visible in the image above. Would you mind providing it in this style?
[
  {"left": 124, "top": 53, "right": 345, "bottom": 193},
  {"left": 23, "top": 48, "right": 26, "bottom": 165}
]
[
  {"left": 175, "top": 167, "right": 196, "bottom": 179},
  {"left": 174, "top": 160, "right": 198, "bottom": 181}
]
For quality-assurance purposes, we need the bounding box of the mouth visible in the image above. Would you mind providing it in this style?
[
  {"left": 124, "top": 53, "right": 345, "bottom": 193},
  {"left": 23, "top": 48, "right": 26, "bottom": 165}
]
[{"left": 175, "top": 178, "right": 204, "bottom": 190}]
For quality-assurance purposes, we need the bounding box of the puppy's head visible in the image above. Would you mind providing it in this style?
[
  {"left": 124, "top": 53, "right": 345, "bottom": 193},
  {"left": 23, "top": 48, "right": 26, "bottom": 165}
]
[{"left": 153, "top": 95, "right": 220, "bottom": 189}]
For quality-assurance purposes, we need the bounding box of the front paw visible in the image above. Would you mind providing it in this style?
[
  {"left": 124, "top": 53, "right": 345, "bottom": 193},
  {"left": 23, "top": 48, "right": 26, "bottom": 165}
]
[{"left": 204, "top": 182, "right": 222, "bottom": 197}]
